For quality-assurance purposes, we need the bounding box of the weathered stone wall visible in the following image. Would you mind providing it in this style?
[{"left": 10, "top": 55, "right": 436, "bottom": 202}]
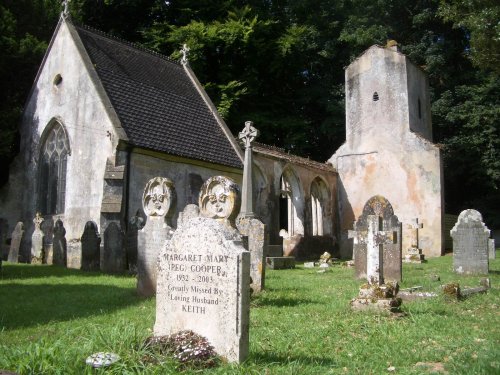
[
  {"left": 330, "top": 46, "right": 443, "bottom": 258},
  {"left": 0, "top": 20, "right": 119, "bottom": 261}
]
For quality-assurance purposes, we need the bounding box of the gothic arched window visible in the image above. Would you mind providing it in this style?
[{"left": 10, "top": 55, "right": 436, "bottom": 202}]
[
  {"left": 310, "top": 177, "right": 330, "bottom": 236},
  {"left": 38, "top": 120, "right": 70, "bottom": 215}
]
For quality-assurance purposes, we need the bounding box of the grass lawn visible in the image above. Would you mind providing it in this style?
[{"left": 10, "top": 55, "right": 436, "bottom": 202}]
[{"left": 1, "top": 255, "right": 499, "bottom": 374}]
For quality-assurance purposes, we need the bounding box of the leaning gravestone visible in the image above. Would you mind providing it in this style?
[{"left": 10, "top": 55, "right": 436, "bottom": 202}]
[
  {"left": 102, "top": 222, "right": 125, "bottom": 273},
  {"left": 137, "top": 177, "right": 176, "bottom": 296},
  {"left": 451, "top": 209, "right": 490, "bottom": 275},
  {"left": 7, "top": 222, "right": 24, "bottom": 263},
  {"left": 81, "top": 221, "right": 101, "bottom": 271},
  {"left": 31, "top": 213, "right": 44, "bottom": 264},
  {"left": 155, "top": 176, "right": 250, "bottom": 363},
  {"left": 348, "top": 195, "right": 402, "bottom": 282},
  {"left": 52, "top": 219, "right": 67, "bottom": 266}
]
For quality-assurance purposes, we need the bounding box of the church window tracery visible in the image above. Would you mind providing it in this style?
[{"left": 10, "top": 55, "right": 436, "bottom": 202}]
[{"left": 38, "top": 120, "right": 70, "bottom": 215}]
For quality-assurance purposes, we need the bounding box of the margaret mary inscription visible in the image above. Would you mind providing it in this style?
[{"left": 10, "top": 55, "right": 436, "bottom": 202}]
[{"left": 154, "top": 215, "right": 250, "bottom": 363}]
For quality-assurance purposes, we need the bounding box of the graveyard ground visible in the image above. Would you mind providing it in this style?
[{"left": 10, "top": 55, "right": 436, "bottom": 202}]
[{"left": 1, "top": 255, "right": 499, "bottom": 374}]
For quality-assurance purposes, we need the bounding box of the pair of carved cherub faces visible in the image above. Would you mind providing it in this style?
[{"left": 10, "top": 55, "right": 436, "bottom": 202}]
[{"left": 142, "top": 176, "right": 240, "bottom": 223}]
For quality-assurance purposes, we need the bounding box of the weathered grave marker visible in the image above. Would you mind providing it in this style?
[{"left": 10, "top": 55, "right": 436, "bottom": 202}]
[
  {"left": 349, "top": 196, "right": 402, "bottom": 282},
  {"left": 155, "top": 177, "right": 250, "bottom": 363},
  {"left": 404, "top": 218, "right": 425, "bottom": 263},
  {"left": 489, "top": 239, "right": 496, "bottom": 260},
  {"left": 137, "top": 177, "right": 175, "bottom": 296},
  {"left": 451, "top": 209, "right": 490, "bottom": 275},
  {"left": 41, "top": 217, "right": 54, "bottom": 264},
  {"left": 102, "top": 222, "right": 125, "bottom": 273},
  {"left": 0, "top": 218, "right": 8, "bottom": 260},
  {"left": 349, "top": 196, "right": 402, "bottom": 312},
  {"left": 31, "top": 213, "right": 44, "bottom": 264},
  {"left": 126, "top": 210, "right": 144, "bottom": 273},
  {"left": 52, "top": 219, "right": 67, "bottom": 266},
  {"left": 7, "top": 222, "right": 24, "bottom": 263},
  {"left": 81, "top": 221, "right": 101, "bottom": 271}
]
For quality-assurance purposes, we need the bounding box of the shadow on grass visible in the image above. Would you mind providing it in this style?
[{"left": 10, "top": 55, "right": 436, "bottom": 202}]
[
  {"left": 0, "top": 263, "right": 132, "bottom": 280},
  {"left": 252, "top": 296, "right": 316, "bottom": 308},
  {"left": 0, "top": 282, "right": 141, "bottom": 330},
  {"left": 251, "top": 351, "right": 337, "bottom": 367}
]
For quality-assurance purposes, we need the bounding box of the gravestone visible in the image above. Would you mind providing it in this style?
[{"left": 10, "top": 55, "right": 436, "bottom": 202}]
[
  {"left": 52, "top": 219, "right": 67, "bottom": 266},
  {"left": 137, "top": 177, "right": 175, "bottom": 296},
  {"left": 41, "top": 217, "right": 54, "bottom": 264},
  {"left": 451, "top": 209, "right": 490, "bottom": 275},
  {"left": 155, "top": 178, "right": 250, "bottom": 363},
  {"left": 489, "top": 239, "right": 496, "bottom": 260},
  {"left": 81, "top": 221, "right": 101, "bottom": 271},
  {"left": 102, "top": 222, "right": 125, "bottom": 273},
  {"left": 0, "top": 218, "right": 8, "bottom": 260},
  {"left": 31, "top": 213, "right": 44, "bottom": 264},
  {"left": 126, "top": 210, "right": 144, "bottom": 273},
  {"left": 403, "top": 218, "right": 425, "bottom": 263},
  {"left": 348, "top": 195, "right": 402, "bottom": 282},
  {"left": 7, "top": 222, "right": 24, "bottom": 263}
]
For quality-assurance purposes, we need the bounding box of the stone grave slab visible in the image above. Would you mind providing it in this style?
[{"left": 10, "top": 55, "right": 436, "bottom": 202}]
[
  {"left": 41, "top": 217, "right": 54, "bottom": 264},
  {"left": 349, "top": 195, "right": 402, "bottom": 282},
  {"left": 102, "top": 222, "right": 125, "bottom": 273},
  {"left": 81, "top": 221, "right": 101, "bottom": 271},
  {"left": 237, "top": 216, "right": 267, "bottom": 293},
  {"left": 0, "top": 218, "right": 8, "bottom": 260},
  {"left": 451, "top": 209, "right": 490, "bottom": 275},
  {"left": 52, "top": 219, "right": 67, "bottom": 266},
  {"left": 7, "top": 222, "right": 24, "bottom": 263},
  {"left": 137, "top": 177, "right": 175, "bottom": 296},
  {"left": 154, "top": 215, "right": 250, "bottom": 363},
  {"left": 266, "top": 256, "right": 295, "bottom": 269},
  {"left": 489, "top": 239, "right": 496, "bottom": 260},
  {"left": 126, "top": 211, "right": 144, "bottom": 273}
]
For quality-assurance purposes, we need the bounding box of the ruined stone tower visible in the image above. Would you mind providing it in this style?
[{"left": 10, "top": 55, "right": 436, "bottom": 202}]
[{"left": 330, "top": 45, "right": 443, "bottom": 258}]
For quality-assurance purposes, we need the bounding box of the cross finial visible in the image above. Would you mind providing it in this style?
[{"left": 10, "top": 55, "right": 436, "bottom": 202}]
[
  {"left": 62, "top": 0, "right": 70, "bottom": 17},
  {"left": 238, "top": 121, "right": 259, "bottom": 149},
  {"left": 180, "top": 44, "right": 190, "bottom": 65}
]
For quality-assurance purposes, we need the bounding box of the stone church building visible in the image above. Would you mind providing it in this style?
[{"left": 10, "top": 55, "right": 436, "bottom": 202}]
[{"left": 0, "top": 15, "right": 443, "bottom": 268}]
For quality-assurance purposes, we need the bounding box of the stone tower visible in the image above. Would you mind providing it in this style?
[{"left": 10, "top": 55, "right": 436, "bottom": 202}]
[{"left": 330, "top": 45, "right": 443, "bottom": 259}]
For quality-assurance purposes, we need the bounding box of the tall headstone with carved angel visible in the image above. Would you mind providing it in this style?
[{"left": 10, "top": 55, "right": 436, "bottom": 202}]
[{"left": 137, "top": 177, "right": 176, "bottom": 296}]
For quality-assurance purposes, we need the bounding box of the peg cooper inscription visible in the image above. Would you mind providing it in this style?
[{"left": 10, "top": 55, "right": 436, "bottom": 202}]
[
  {"left": 154, "top": 215, "right": 250, "bottom": 363},
  {"left": 165, "top": 253, "right": 231, "bottom": 312}
]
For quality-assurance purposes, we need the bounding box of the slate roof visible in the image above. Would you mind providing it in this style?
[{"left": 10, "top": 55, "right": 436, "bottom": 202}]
[{"left": 73, "top": 24, "right": 242, "bottom": 169}]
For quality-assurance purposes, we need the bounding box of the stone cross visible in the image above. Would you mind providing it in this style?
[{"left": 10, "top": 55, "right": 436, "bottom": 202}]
[
  {"left": 407, "top": 218, "right": 423, "bottom": 248},
  {"left": 366, "top": 215, "right": 396, "bottom": 285},
  {"left": 238, "top": 121, "right": 259, "bottom": 218},
  {"left": 180, "top": 44, "right": 190, "bottom": 65},
  {"left": 31, "top": 213, "right": 44, "bottom": 263},
  {"left": 62, "top": 0, "right": 70, "bottom": 17}
]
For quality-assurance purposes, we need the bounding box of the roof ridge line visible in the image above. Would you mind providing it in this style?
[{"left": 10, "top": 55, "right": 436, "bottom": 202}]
[{"left": 75, "top": 23, "right": 180, "bottom": 65}]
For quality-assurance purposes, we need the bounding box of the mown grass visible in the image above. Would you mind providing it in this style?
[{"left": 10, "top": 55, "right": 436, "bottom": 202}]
[{"left": 1, "top": 255, "right": 499, "bottom": 374}]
